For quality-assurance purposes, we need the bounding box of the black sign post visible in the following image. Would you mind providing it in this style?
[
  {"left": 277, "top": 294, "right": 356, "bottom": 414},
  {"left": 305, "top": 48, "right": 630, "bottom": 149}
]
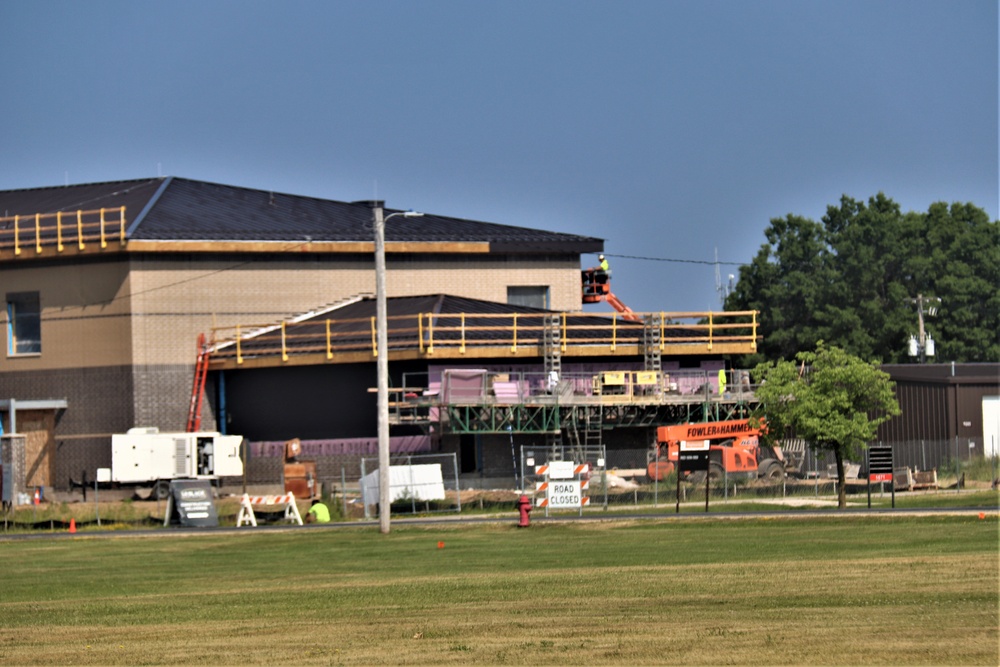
[
  {"left": 867, "top": 445, "right": 894, "bottom": 509},
  {"left": 677, "top": 442, "right": 711, "bottom": 513},
  {"left": 164, "top": 479, "right": 220, "bottom": 527}
]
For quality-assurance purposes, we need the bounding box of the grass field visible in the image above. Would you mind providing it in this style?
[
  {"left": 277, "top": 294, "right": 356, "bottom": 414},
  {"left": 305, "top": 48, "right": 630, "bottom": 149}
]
[{"left": 0, "top": 515, "right": 997, "bottom": 665}]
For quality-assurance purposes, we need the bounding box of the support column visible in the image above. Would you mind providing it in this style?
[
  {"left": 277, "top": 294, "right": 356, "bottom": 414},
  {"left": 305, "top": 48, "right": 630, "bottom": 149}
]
[{"left": 1, "top": 434, "right": 27, "bottom": 506}]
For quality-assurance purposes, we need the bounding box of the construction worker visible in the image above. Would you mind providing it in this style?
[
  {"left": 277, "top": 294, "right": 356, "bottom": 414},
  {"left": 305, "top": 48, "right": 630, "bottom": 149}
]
[
  {"left": 596, "top": 254, "right": 609, "bottom": 285},
  {"left": 547, "top": 369, "right": 560, "bottom": 393},
  {"left": 717, "top": 368, "right": 727, "bottom": 396},
  {"left": 306, "top": 498, "right": 330, "bottom": 523}
]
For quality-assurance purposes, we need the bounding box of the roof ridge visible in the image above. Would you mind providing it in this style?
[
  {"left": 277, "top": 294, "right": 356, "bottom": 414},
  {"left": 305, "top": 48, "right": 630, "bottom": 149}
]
[
  {"left": 0, "top": 177, "right": 161, "bottom": 194},
  {"left": 168, "top": 176, "right": 364, "bottom": 209}
]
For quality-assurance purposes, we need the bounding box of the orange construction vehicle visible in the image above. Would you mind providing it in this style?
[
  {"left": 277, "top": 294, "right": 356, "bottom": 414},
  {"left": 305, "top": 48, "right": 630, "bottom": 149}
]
[
  {"left": 581, "top": 266, "right": 641, "bottom": 322},
  {"left": 646, "top": 418, "right": 789, "bottom": 482}
]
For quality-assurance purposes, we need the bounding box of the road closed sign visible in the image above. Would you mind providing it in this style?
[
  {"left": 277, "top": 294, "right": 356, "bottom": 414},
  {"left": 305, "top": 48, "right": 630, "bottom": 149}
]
[{"left": 547, "top": 480, "right": 583, "bottom": 508}]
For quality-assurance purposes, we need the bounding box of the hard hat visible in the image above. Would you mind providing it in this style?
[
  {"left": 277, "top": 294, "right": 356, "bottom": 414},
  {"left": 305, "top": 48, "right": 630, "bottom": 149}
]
[{"left": 599, "top": 254, "right": 604, "bottom": 259}]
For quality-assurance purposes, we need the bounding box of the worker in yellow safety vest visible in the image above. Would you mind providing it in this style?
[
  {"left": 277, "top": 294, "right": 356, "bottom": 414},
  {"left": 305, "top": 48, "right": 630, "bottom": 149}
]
[
  {"left": 306, "top": 499, "right": 331, "bottom": 523},
  {"left": 596, "top": 254, "right": 609, "bottom": 284}
]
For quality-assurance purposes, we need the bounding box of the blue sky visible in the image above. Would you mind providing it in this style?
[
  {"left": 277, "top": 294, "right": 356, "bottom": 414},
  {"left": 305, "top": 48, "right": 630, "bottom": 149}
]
[{"left": 2, "top": 1, "right": 996, "bottom": 313}]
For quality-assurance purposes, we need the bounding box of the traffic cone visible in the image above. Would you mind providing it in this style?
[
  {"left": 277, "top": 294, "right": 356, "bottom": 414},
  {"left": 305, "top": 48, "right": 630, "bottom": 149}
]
[{"left": 69, "top": 518, "right": 77, "bottom": 534}]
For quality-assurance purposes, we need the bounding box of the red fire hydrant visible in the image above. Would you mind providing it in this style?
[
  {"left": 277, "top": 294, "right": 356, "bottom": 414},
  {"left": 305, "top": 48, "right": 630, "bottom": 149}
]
[{"left": 516, "top": 495, "right": 532, "bottom": 527}]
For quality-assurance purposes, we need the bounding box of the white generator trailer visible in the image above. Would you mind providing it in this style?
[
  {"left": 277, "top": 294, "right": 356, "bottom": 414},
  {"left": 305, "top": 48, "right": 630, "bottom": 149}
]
[{"left": 111, "top": 427, "right": 244, "bottom": 499}]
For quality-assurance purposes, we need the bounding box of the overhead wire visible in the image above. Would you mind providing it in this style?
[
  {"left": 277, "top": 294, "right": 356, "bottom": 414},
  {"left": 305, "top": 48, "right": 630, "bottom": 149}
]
[{"left": 597, "top": 252, "right": 745, "bottom": 266}]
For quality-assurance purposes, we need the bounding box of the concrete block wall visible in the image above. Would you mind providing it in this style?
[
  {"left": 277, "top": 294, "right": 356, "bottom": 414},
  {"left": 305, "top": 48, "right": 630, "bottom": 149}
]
[{"left": 1, "top": 434, "right": 26, "bottom": 504}]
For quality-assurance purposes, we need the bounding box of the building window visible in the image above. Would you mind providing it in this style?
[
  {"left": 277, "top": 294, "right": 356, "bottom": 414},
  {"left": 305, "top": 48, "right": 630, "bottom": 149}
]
[
  {"left": 7, "top": 292, "right": 41, "bottom": 355},
  {"left": 507, "top": 286, "right": 549, "bottom": 309}
]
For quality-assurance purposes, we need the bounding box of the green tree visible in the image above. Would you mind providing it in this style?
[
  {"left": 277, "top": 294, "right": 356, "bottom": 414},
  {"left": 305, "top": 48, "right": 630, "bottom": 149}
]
[
  {"left": 726, "top": 213, "right": 831, "bottom": 364},
  {"left": 727, "top": 194, "right": 999, "bottom": 363},
  {"left": 753, "top": 344, "right": 901, "bottom": 509},
  {"left": 919, "top": 202, "right": 1000, "bottom": 362}
]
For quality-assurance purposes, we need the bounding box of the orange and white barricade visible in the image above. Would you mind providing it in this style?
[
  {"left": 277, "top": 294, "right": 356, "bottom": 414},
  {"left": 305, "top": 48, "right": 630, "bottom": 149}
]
[
  {"left": 533, "top": 462, "right": 590, "bottom": 514},
  {"left": 236, "top": 492, "right": 303, "bottom": 527}
]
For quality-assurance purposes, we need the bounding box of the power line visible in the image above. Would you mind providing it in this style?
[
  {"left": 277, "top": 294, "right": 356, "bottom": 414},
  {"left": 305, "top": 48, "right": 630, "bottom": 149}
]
[{"left": 600, "top": 252, "right": 745, "bottom": 266}]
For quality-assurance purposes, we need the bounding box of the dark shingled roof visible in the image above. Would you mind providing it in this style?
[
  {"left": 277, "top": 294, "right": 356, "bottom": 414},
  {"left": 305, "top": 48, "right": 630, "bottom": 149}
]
[{"left": 0, "top": 177, "right": 603, "bottom": 253}]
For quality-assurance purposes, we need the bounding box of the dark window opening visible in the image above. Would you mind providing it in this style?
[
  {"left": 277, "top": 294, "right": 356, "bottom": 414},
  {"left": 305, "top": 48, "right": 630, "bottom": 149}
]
[
  {"left": 7, "top": 292, "right": 40, "bottom": 355},
  {"left": 507, "top": 286, "right": 549, "bottom": 309},
  {"left": 459, "top": 434, "right": 479, "bottom": 473}
]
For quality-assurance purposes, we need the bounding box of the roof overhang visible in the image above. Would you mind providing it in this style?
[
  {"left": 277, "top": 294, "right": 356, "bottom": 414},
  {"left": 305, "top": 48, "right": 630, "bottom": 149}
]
[
  {"left": 122, "top": 240, "right": 493, "bottom": 254},
  {"left": 0, "top": 399, "right": 69, "bottom": 435}
]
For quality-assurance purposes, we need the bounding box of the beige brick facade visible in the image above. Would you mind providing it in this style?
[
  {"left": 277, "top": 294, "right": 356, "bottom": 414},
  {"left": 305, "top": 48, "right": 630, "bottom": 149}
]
[
  {"left": 0, "top": 178, "right": 603, "bottom": 489},
  {"left": 1, "top": 250, "right": 586, "bottom": 462},
  {"left": 126, "top": 252, "right": 583, "bottom": 366},
  {"left": 1, "top": 258, "right": 133, "bottom": 372},
  {"left": 2, "top": 252, "right": 583, "bottom": 370}
]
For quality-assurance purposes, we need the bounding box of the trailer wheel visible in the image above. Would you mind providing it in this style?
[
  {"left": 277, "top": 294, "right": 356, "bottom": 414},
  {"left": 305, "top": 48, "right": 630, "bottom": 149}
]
[{"left": 152, "top": 480, "right": 171, "bottom": 500}]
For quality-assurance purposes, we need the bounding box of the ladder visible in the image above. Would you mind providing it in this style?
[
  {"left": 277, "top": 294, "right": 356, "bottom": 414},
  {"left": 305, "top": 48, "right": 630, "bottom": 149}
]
[
  {"left": 582, "top": 406, "right": 603, "bottom": 454},
  {"left": 186, "top": 333, "right": 210, "bottom": 432},
  {"left": 546, "top": 432, "right": 563, "bottom": 462},
  {"left": 543, "top": 314, "right": 562, "bottom": 384},
  {"left": 643, "top": 313, "right": 661, "bottom": 372},
  {"left": 567, "top": 406, "right": 602, "bottom": 463}
]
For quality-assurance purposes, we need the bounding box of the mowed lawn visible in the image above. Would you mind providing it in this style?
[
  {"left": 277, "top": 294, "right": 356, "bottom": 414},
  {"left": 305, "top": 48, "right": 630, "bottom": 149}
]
[{"left": 0, "top": 516, "right": 996, "bottom": 665}]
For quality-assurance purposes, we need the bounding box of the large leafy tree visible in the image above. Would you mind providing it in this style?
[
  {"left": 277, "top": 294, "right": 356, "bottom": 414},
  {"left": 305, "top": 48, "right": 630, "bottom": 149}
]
[
  {"left": 921, "top": 202, "right": 999, "bottom": 361},
  {"left": 727, "top": 194, "right": 999, "bottom": 363},
  {"left": 753, "top": 344, "right": 901, "bottom": 509}
]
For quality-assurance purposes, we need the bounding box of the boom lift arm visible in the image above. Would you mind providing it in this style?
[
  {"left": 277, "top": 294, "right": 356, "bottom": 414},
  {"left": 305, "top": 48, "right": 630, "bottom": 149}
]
[{"left": 581, "top": 267, "right": 641, "bottom": 322}]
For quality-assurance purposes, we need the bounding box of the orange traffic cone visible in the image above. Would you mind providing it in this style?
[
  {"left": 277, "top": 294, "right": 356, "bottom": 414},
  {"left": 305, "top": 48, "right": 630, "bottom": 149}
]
[{"left": 69, "top": 518, "right": 76, "bottom": 534}]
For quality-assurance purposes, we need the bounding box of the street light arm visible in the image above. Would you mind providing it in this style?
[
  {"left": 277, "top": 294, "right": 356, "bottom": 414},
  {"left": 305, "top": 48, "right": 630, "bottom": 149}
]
[{"left": 384, "top": 210, "right": 424, "bottom": 222}]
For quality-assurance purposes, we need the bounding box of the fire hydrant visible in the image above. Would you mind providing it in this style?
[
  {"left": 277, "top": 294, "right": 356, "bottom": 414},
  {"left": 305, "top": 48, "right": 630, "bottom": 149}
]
[{"left": 516, "top": 494, "right": 532, "bottom": 527}]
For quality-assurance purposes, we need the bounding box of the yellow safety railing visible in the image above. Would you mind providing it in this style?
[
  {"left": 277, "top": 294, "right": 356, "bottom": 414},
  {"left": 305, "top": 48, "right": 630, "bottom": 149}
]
[
  {"left": 0, "top": 206, "right": 127, "bottom": 256},
  {"left": 208, "top": 310, "right": 759, "bottom": 365}
]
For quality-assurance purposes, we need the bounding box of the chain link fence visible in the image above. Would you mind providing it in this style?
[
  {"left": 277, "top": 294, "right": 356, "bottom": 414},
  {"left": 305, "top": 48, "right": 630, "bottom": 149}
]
[
  {"left": 359, "top": 452, "right": 460, "bottom": 519},
  {"left": 514, "top": 437, "right": 999, "bottom": 511}
]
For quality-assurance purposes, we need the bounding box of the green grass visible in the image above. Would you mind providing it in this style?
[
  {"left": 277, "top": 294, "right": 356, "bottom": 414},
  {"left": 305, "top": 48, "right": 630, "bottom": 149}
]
[
  {"left": 2, "top": 488, "right": 997, "bottom": 534},
  {"left": 0, "top": 515, "right": 997, "bottom": 665}
]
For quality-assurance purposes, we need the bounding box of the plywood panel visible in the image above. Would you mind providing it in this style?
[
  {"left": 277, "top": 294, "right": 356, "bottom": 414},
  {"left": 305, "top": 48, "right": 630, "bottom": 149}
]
[{"left": 20, "top": 411, "right": 55, "bottom": 489}]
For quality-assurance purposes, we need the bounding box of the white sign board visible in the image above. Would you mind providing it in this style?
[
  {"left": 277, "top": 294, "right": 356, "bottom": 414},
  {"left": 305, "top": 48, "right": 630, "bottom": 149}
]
[
  {"left": 546, "top": 460, "right": 576, "bottom": 479},
  {"left": 679, "top": 439, "right": 711, "bottom": 451},
  {"left": 547, "top": 480, "right": 583, "bottom": 508}
]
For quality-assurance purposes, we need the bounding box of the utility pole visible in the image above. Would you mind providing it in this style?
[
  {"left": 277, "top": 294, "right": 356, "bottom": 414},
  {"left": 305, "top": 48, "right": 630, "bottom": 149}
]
[
  {"left": 907, "top": 293, "right": 941, "bottom": 364},
  {"left": 373, "top": 202, "right": 423, "bottom": 534},
  {"left": 373, "top": 202, "right": 390, "bottom": 534}
]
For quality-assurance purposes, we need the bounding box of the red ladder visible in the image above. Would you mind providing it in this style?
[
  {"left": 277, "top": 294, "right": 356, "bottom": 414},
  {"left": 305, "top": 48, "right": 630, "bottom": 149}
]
[{"left": 186, "top": 333, "right": 210, "bottom": 432}]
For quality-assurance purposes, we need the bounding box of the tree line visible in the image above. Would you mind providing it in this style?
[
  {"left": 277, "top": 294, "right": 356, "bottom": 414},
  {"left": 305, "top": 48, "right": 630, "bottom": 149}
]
[{"left": 726, "top": 193, "right": 998, "bottom": 364}]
